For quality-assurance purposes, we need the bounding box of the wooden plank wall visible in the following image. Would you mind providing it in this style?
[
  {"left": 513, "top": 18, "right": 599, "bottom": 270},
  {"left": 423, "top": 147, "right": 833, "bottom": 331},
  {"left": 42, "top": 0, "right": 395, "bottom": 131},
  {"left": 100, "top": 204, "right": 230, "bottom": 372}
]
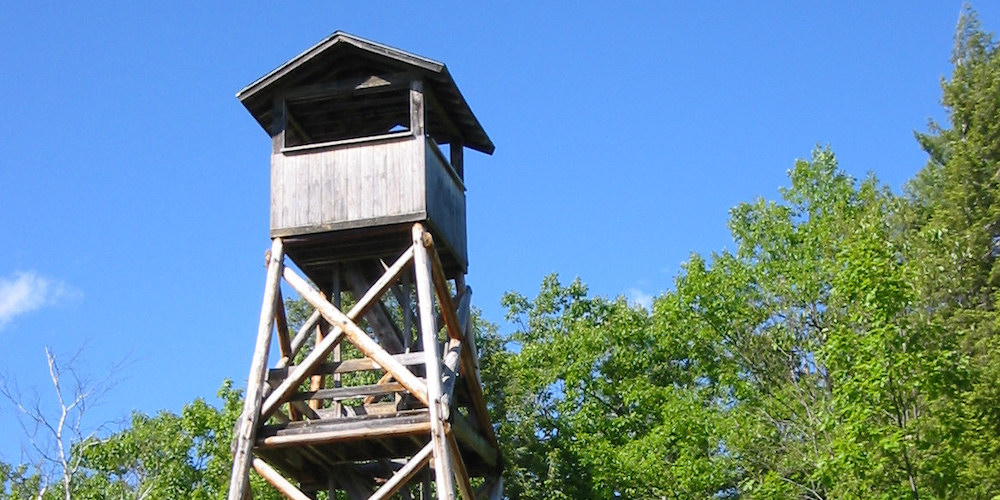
[
  {"left": 270, "top": 135, "right": 425, "bottom": 234},
  {"left": 424, "top": 141, "right": 468, "bottom": 268}
]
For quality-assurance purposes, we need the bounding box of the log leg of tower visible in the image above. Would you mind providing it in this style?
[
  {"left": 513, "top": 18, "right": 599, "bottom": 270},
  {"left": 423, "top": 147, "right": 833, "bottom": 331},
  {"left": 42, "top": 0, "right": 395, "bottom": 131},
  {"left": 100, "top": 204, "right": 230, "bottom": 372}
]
[
  {"left": 228, "top": 238, "right": 284, "bottom": 500},
  {"left": 413, "top": 224, "right": 457, "bottom": 500}
]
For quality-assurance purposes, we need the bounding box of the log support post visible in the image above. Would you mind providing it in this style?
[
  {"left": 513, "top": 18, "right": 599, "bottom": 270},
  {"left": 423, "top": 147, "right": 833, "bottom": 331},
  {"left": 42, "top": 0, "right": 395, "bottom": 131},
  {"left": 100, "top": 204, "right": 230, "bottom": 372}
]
[
  {"left": 228, "top": 238, "right": 284, "bottom": 500},
  {"left": 413, "top": 224, "right": 455, "bottom": 500}
]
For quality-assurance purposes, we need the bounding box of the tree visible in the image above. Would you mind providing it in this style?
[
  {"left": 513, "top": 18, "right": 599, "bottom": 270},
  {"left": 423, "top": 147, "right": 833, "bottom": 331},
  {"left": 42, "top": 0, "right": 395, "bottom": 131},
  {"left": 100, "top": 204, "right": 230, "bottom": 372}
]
[
  {"left": 75, "top": 381, "right": 283, "bottom": 500},
  {"left": 498, "top": 275, "right": 735, "bottom": 499},
  {"left": 904, "top": 6, "right": 1000, "bottom": 495},
  {"left": 0, "top": 348, "right": 122, "bottom": 500}
]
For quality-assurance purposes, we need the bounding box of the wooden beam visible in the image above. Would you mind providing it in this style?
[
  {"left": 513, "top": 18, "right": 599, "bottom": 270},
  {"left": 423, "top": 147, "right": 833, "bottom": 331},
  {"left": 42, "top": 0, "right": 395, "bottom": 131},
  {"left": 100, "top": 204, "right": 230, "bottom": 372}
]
[
  {"left": 252, "top": 457, "right": 312, "bottom": 500},
  {"left": 258, "top": 420, "right": 431, "bottom": 448},
  {"left": 227, "top": 238, "right": 284, "bottom": 500},
  {"left": 261, "top": 248, "right": 419, "bottom": 418},
  {"left": 283, "top": 266, "right": 429, "bottom": 406},
  {"left": 451, "top": 411, "right": 497, "bottom": 469},
  {"left": 440, "top": 338, "right": 462, "bottom": 419},
  {"left": 423, "top": 239, "right": 496, "bottom": 448},
  {"left": 364, "top": 371, "right": 397, "bottom": 405},
  {"left": 413, "top": 224, "right": 455, "bottom": 500},
  {"left": 278, "top": 310, "right": 323, "bottom": 370},
  {"left": 332, "top": 266, "right": 343, "bottom": 419},
  {"left": 268, "top": 352, "right": 426, "bottom": 382},
  {"left": 446, "top": 429, "right": 476, "bottom": 500},
  {"left": 370, "top": 442, "right": 434, "bottom": 500},
  {"left": 273, "top": 287, "right": 292, "bottom": 362},
  {"left": 309, "top": 311, "right": 329, "bottom": 411},
  {"left": 268, "top": 248, "right": 428, "bottom": 418},
  {"left": 290, "top": 381, "right": 405, "bottom": 402},
  {"left": 422, "top": 232, "right": 464, "bottom": 342},
  {"left": 346, "top": 267, "right": 404, "bottom": 353},
  {"left": 288, "top": 401, "right": 319, "bottom": 420},
  {"left": 410, "top": 79, "right": 425, "bottom": 136}
]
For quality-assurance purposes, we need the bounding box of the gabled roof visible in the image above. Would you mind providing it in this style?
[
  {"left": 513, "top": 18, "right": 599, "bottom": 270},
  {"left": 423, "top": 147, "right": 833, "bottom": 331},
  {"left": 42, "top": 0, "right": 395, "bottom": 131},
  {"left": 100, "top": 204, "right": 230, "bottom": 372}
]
[{"left": 237, "top": 31, "right": 494, "bottom": 155}]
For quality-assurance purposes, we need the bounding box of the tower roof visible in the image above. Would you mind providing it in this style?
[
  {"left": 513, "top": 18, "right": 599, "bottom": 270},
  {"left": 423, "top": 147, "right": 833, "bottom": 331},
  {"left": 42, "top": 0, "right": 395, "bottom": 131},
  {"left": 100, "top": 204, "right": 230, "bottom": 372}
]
[{"left": 237, "top": 31, "right": 494, "bottom": 154}]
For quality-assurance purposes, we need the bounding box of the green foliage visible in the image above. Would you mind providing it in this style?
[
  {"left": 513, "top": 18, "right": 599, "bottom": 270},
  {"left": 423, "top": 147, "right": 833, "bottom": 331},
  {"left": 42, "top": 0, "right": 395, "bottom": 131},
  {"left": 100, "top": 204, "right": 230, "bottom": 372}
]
[
  {"left": 66, "top": 381, "right": 282, "bottom": 500},
  {"left": 490, "top": 13, "right": 1000, "bottom": 493}
]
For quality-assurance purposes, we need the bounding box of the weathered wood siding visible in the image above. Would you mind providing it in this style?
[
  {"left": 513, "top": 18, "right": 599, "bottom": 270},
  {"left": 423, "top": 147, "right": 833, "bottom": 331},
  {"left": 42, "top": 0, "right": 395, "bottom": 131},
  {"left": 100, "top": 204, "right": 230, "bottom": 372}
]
[
  {"left": 270, "top": 135, "right": 425, "bottom": 236},
  {"left": 424, "top": 141, "right": 467, "bottom": 267},
  {"left": 270, "top": 135, "right": 467, "bottom": 270}
]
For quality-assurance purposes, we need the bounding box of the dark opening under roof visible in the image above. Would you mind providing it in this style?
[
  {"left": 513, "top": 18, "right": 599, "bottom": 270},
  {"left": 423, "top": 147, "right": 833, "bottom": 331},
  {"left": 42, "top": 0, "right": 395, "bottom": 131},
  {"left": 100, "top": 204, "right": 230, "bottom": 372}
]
[{"left": 237, "top": 31, "right": 494, "bottom": 155}]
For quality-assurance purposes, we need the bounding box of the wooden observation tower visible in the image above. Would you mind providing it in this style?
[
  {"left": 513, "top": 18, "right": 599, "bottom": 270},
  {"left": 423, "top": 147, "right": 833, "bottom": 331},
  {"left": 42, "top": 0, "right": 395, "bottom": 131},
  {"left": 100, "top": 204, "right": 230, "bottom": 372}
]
[{"left": 227, "top": 32, "right": 502, "bottom": 500}]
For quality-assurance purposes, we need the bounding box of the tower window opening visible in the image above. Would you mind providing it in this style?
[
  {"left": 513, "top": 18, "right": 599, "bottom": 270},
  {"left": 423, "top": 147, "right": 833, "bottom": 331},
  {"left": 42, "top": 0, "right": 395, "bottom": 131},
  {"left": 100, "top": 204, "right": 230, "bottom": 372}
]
[{"left": 284, "top": 87, "right": 411, "bottom": 148}]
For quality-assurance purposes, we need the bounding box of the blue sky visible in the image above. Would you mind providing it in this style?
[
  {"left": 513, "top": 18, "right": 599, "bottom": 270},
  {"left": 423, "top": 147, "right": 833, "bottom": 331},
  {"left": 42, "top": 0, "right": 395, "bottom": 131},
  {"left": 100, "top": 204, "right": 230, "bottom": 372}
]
[{"left": 0, "top": 2, "right": 994, "bottom": 461}]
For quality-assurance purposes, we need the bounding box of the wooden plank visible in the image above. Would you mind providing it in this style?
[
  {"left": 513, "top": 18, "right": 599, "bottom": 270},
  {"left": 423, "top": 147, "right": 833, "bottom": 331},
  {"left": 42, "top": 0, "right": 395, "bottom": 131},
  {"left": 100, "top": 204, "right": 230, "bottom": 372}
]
[
  {"left": 279, "top": 128, "right": 414, "bottom": 154},
  {"left": 252, "top": 458, "right": 312, "bottom": 500},
  {"left": 227, "top": 238, "right": 284, "bottom": 500},
  {"left": 290, "top": 382, "right": 405, "bottom": 402},
  {"left": 422, "top": 149, "right": 468, "bottom": 272},
  {"left": 268, "top": 352, "right": 426, "bottom": 382},
  {"left": 370, "top": 442, "right": 434, "bottom": 500},
  {"left": 374, "top": 134, "right": 390, "bottom": 221},
  {"left": 412, "top": 223, "right": 455, "bottom": 500},
  {"left": 291, "top": 154, "right": 305, "bottom": 228},
  {"left": 281, "top": 151, "right": 295, "bottom": 230},
  {"left": 259, "top": 420, "right": 431, "bottom": 448},
  {"left": 270, "top": 160, "right": 282, "bottom": 234},
  {"left": 360, "top": 143, "right": 375, "bottom": 220},
  {"left": 308, "top": 152, "right": 323, "bottom": 228}
]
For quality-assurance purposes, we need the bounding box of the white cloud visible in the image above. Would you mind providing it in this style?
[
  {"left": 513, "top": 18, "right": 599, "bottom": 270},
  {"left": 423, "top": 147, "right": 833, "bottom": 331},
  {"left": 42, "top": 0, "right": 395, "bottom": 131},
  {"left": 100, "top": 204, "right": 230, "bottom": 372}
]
[
  {"left": 627, "top": 288, "right": 654, "bottom": 310},
  {"left": 0, "top": 271, "right": 77, "bottom": 329}
]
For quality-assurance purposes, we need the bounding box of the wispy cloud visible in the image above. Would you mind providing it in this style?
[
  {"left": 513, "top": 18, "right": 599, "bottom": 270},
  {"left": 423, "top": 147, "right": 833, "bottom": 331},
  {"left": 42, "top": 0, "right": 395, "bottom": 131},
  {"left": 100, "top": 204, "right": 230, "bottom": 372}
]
[
  {"left": 627, "top": 288, "right": 654, "bottom": 310},
  {"left": 0, "top": 272, "right": 78, "bottom": 329}
]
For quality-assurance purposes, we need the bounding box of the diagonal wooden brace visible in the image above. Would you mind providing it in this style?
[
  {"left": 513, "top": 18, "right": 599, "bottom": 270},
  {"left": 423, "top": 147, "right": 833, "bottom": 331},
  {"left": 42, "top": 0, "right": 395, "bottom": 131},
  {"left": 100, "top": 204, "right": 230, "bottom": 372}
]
[
  {"left": 253, "top": 457, "right": 312, "bottom": 500},
  {"left": 368, "top": 442, "right": 434, "bottom": 500},
  {"left": 262, "top": 247, "right": 428, "bottom": 420}
]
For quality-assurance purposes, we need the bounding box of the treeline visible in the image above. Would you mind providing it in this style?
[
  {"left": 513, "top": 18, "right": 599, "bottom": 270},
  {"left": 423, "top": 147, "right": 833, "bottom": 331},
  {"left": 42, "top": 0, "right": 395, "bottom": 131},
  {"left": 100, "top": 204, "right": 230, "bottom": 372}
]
[
  {"left": 2, "top": 8, "right": 998, "bottom": 500},
  {"left": 489, "top": 10, "right": 1000, "bottom": 498}
]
